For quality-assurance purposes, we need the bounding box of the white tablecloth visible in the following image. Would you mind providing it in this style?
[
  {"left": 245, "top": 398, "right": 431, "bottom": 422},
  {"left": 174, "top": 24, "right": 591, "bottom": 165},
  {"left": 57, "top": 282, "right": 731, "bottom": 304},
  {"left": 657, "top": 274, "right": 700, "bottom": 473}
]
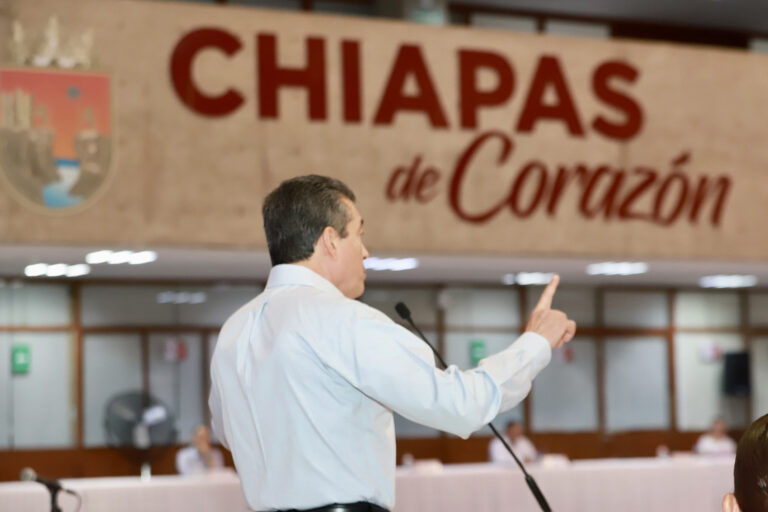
[
  {"left": 0, "top": 457, "right": 734, "bottom": 512},
  {"left": 0, "top": 470, "right": 250, "bottom": 512},
  {"left": 394, "top": 457, "right": 734, "bottom": 512}
]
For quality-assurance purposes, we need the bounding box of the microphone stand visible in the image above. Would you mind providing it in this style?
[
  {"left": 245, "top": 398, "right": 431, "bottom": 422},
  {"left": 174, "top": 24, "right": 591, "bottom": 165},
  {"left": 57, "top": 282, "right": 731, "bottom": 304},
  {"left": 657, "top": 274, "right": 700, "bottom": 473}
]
[
  {"left": 20, "top": 468, "right": 78, "bottom": 512},
  {"left": 395, "top": 302, "right": 553, "bottom": 512},
  {"left": 48, "top": 487, "right": 63, "bottom": 512}
]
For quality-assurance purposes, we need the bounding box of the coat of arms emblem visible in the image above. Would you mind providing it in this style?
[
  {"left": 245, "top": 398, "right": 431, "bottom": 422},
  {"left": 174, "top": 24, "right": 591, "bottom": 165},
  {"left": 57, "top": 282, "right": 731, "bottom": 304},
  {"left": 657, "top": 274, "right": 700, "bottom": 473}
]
[{"left": 0, "top": 67, "right": 112, "bottom": 211}]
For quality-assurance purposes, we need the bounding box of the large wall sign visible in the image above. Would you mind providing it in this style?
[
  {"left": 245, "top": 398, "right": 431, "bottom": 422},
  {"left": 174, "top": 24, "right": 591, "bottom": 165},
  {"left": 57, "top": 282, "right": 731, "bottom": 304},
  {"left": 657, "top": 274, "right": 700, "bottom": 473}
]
[{"left": 0, "top": 0, "right": 766, "bottom": 261}]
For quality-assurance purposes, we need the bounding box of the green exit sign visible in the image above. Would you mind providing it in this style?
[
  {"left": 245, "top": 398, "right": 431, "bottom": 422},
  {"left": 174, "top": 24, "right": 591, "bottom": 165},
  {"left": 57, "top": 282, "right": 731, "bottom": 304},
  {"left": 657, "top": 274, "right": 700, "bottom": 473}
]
[
  {"left": 11, "top": 344, "right": 30, "bottom": 375},
  {"left": 469, "top": 339, "right": 486, "bottom": 367}
]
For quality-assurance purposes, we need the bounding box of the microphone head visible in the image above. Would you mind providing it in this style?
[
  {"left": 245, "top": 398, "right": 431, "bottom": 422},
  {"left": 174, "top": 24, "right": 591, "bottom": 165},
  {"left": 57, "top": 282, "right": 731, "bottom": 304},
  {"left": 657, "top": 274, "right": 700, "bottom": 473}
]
[
  {"left": 20, "top": 467, "right": 36, "bottom": 482},
  {"left": 395, "top": 302, "right": 411, "bottom": 320}
]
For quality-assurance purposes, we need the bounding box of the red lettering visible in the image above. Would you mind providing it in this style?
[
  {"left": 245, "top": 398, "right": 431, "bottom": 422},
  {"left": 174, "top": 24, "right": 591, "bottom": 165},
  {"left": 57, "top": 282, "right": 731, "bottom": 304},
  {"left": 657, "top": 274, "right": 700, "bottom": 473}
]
[
  {"left": 170, "top": 28, "right": 244, "bottom": 117},
  {"left": 374, "top": 45, "right": 449, "bottom": 128},
  {"left": 689, "top": 175, "right": 731, "bottom": 226},
  {"left": 617, "top": 167, "right": 656, "bottom": 221},
  {"left": 546, "top": 166, "right": 578, "bottom": 216},
  {"left": 342, "top": 40, "right": 362, "bottom": 123},
  {"left": 386, "top": 156, "right": 422, "bottom": 201},
  {"left": 579, "top": 166, "right": 625, "bottom": 219},
  {"left": 592, "top": 61, "right": 643, "bottom": 141},
  {"left": 415, "top": 168, "right": 440, "bottom": 203},
  {"left": 257, "top": 33, "right": 326, "bottom": 120},
  {"left": 516, "top": 56, "right": 584, "bottom": 136},
  {"left": 458, "top": 49, "right": 514, "bottom": 129},
  {"left": 654, "top": 172, "right": 689, "bottom": 225},
  {"left": 509, "top": 162, "right": 547, "bottom": 217},
  {"left": 449, "top": 131, "right": 512, "bottom": 223}
]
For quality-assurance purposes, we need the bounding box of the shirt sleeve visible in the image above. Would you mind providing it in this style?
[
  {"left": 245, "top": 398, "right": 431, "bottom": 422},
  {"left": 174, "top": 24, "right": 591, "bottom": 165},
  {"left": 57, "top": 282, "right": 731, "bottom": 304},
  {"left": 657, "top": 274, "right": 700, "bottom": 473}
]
[
  {"left": 309, "top": 299, "right": 551, "bottom": 440},
  {"left": 208, "top": 374, "right": 229, "bottom": 450}
]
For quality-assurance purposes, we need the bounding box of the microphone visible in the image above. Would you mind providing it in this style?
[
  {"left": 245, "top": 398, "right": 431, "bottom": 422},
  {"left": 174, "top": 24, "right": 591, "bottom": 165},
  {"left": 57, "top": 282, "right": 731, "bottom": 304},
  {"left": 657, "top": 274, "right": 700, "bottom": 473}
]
[
  {"left": 395, "top": 302, "right": 553, "bottom": 512},
  {"left": 20, "top": 467, "right": 76, "bottom": 495}
]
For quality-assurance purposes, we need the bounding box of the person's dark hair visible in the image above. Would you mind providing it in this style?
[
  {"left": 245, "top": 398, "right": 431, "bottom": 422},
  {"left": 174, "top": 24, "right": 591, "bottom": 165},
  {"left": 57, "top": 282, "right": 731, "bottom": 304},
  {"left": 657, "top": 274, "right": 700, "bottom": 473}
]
[
  {"left": 262, "top": 175, "right": 356, "bottom": 265},
  {"left": 734, "top": 413, "right": 768, "bottom": 512}
]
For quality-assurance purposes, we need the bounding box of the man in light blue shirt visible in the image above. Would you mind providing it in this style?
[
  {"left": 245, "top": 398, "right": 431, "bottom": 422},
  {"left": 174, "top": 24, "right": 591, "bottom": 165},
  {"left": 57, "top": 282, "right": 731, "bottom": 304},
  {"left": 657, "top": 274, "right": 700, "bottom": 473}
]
[{"left": 209, "top": 175, "right": 576, "bottom": 512}]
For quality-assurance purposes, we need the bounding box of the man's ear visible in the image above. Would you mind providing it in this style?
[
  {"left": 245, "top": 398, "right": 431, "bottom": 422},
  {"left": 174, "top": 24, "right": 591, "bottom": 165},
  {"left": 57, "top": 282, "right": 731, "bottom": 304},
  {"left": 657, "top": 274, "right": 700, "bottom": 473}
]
[
  {"left": 317, "top": 226, "right": 339, "bottom": 257},
  {"left": 722, "top": 493, "right": 741, "bottom": 512}
]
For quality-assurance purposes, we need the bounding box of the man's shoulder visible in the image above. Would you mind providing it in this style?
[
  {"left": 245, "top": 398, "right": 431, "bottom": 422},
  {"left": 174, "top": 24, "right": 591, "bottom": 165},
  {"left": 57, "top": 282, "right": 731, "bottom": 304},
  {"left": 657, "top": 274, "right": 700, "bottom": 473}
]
[
  {"left": 217, "top": 286, "right": 395, "bottom": 341},
  {"left": 276, "top": 285, "right": 389, "bottom": 316}
]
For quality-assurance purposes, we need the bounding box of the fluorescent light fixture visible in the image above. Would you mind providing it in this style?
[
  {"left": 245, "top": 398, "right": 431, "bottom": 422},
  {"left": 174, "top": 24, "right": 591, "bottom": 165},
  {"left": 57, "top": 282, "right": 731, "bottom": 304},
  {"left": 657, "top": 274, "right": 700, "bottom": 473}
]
[
  {"left": 45, "top": 264, "right": 68, "bottom": 277},
  {"left": 87, "top": 249, "right": 158, "bottom": 265},
  {"left": 515, "top": 272, "right": 555, "bottom": 286},
  {"left": 157, "top": 291, "right": 176, "bottom": 304},
  {"left": 501, "top": 273, "right": 516, "bottom": 285},
  {"left": 86, "top": 250, "right": 112, "bottom": 264},
  {"left": 24, "top": 263, "right": 48, "bottom": 277},
  {"left": 189, "top": 292, "right": 207, "bottom": 304},
  {"left": 129, "top": 251, "right": 157, "bottom": 265},
  {"left": 586, "top": 261, "right": 648, "bottom": 276},
  {"left": 364, "top": 257, "right": 419, "bottom": 271},
  {"left": 699, "top": 274, "right": 758, "bottom": 289},
  {"left": 108, "top": 250, "right": 133, "bottom": 265},
  {"left": 174, "top": 292, "right": 191, "bottom": 304},
  {"left": 66, "top": 264, "right": 91, "bottom": 277},
  {"left": 156, "top": 291, "right": 207, "bottom": 304}
]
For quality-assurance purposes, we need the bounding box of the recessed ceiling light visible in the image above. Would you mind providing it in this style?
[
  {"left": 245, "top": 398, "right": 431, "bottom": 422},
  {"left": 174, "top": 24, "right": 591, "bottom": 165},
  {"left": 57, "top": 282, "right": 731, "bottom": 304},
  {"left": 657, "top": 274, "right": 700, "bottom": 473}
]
[
  {"left": 129, "top": 251, "right": 158, "bottom": 265},
  {"left": 699, "top": 274, "right": 757, "bottom": 289},
  {"left": 364, "top": 257, "right": 419, "bottom": 271},
  {"left": 515, "top": 272, "right": 555, "bottom": 286},
  {"left": 108, "top": 251, "right": 133, "bottom": 265},
  {"left": 45, "top": 264, "right": 68, "bottom": 277},
  {"left": 156, "top": 291, "right": 208, "bottom": 304},
  {"left": 501, "top": 273, "right": 516, "bottom": 285},
  {"left": 86, "top": 250, "right": 112, "bottom": 264},
  {"left": 157, "top": 291, "right": 176, "bottom": 304},
  {"left": 66, "top": 264, "right": 91, "bottom": 278},
  {"left": 24, "top": 263, "right": 49, "bottom": 277},
  {"left": 586, "top": 261, "right": 648, "bottom": 276},
  {"left": 86, "top": 249, "right": 158, "bottom": 265},
  {"left": 24, "top": 263, "right": 91, "bottom": 278}
]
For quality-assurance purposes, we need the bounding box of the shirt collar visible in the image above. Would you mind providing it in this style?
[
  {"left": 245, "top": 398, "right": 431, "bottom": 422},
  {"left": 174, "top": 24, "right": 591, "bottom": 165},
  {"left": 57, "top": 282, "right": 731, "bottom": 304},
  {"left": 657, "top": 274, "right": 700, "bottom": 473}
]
[{"left": 266, "top": 264, "right": 344, "bottom": 298}]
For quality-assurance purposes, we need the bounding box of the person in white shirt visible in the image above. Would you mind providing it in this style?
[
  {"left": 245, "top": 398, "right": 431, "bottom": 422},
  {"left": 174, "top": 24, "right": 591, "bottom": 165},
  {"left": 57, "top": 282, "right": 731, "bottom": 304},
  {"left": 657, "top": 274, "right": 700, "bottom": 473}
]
[
  {"left": 175, "top": 425, "right": 224, "bottom": 475},
  {"left": 208, "top": 175, "right": 576, "bottom": 512},
  {"left": 488, "top": 421, "right": 538, "bottom": 464},
  {"left": 695, "top": 417, "right": 737, "bottom": 456}
]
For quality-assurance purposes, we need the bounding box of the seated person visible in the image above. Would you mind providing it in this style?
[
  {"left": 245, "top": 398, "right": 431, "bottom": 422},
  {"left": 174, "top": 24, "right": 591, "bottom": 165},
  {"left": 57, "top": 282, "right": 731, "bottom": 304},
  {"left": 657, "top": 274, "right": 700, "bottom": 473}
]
[
  {"left": 722, "top": 413, "right": 768, "bottom": 512},
  {"left": 176, "top": 425, "right": 224, "bottom": 475},
  {"left": 488, "top": 421, "right": 538, "bottom": 464},
  {"left": 695, "top": 417, "right": 737, "bottom": 456}
]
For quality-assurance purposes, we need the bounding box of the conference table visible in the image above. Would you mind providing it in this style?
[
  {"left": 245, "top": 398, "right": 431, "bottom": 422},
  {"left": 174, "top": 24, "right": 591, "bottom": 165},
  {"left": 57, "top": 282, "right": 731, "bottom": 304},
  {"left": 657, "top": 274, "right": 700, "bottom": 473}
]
[
  {"left": 0, "top": 456, "right": 734, "bottom": 512},
  {"left": 396, "top": 456, "right": 734, "bottom": 512}
]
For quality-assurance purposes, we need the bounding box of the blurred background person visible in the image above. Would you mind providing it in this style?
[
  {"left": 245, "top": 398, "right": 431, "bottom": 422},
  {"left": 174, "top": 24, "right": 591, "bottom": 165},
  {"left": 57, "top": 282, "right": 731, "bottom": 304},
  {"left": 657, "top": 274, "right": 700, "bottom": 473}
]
[
  {"left": 722, "top": 413, "right": 768, "bottom": 512},
  {"left": 695, "top": 417, "right": 737, "bottom": 456},
  {"left": 488, "top": 421, "right": 538, "bottom": 464},
  {"left": 175, "top": 425, "right": 224, "bottom": 475}
]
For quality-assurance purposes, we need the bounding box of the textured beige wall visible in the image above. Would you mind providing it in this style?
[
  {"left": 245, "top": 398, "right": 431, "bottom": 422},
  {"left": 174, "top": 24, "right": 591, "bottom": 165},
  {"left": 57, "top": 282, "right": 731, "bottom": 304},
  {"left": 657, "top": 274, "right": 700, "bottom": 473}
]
[{"left": 1, "top": 0, "right": 767, "bottom": 261}]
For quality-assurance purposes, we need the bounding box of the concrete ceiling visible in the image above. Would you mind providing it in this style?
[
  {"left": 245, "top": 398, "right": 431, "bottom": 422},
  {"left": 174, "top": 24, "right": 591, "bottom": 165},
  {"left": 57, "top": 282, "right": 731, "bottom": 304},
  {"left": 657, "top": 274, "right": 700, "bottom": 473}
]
[
  {"left": 2, "top": 244, "right": 768, "bottom": 288},
  {"left": 452, "top": 0, "right": 768, "bottom": 34}
]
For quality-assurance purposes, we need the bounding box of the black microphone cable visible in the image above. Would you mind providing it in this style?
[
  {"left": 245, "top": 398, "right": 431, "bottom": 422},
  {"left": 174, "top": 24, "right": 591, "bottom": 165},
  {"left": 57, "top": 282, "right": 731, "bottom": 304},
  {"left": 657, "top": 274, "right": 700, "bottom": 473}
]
[{"left": 395, "top": 301, "right": 553, "bottom": 512}]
